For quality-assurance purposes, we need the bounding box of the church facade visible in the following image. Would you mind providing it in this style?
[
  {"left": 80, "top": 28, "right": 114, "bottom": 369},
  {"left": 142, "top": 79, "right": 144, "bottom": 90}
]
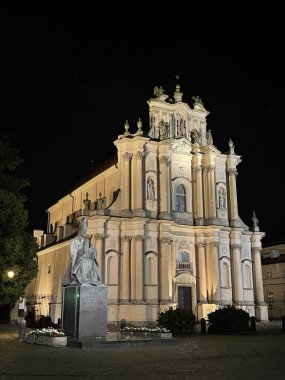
[{"left": 26, "top": 83, "right": 269, "bottom": 325}]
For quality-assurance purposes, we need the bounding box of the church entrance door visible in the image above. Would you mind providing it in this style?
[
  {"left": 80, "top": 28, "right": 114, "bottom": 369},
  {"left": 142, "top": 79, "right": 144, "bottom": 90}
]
[{"left": 178, "top": 286, "right": 192, "bottom": 312}]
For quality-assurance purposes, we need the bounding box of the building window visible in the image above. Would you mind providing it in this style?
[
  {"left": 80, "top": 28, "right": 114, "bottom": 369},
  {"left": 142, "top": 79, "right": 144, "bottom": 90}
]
[
  {"left": 176, "top": 250, "right": 191, "bottom": 270},
  {"left": 266, "top": 270, "right": 272, "bottom": 279},
  {"left": 268, "top": 291, "right": 274, "bottom": 308},
  {"left": 175, "top": 184, "right": 186, "bottom": 212}
]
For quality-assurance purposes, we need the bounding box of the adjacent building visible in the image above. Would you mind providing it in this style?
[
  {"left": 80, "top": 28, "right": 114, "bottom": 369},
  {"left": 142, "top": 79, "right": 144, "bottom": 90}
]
[
  {"left": 25, "top": 83, "right": 269, "bottom": 325},
  {"left": 261, "top": 243, "right": 285, "bottom": 319}
]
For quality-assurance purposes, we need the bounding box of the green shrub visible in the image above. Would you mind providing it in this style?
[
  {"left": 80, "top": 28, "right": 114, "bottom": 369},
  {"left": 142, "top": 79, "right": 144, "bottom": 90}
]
[
  {"left": 158, "top": 307, "right": 196, "bottom": 335},
  {"left": 207, "top": 305, "right": 250, "bottom": 334}
]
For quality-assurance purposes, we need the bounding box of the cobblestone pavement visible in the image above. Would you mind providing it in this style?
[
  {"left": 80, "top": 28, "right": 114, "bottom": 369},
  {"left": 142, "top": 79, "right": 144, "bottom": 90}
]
[{"left": 0, "top": 322, "right": 284, "bottom": 379}]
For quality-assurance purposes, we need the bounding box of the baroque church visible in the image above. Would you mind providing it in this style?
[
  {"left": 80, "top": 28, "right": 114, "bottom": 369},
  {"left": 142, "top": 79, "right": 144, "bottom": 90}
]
[{"left": 26, "top": 83, "right": 269, "bottom": 325}]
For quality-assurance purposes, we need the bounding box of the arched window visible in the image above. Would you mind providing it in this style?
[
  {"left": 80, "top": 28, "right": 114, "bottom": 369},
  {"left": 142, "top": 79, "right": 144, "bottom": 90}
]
[
  {"left": 243, "top": 264, "right": 252, "bottom": 288},
  {"left": 176, "top": 250, "right": 191, "bottom": 270},
  {"left": 268, "top": 291, "right": 274, "bottom": 308},
  {"left": 175, "top": 184, "right": 186, "bottom": 212},
  {"left": 221, "top": 261, "right": 231, "bottom": 288}
]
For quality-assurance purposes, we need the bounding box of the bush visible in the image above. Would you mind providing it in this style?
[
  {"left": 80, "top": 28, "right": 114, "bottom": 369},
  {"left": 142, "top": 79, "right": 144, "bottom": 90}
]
[
  {"left": 158, "top": 307, "right": 196, "bottom": 335},
  {"left": 207, "top": 305, "right": 250, "bottom": 334}
]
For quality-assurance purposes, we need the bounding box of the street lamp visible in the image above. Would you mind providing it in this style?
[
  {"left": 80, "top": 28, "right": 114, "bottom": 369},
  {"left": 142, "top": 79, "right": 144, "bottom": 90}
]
[{"left": 7, "top": 270, "right": 15, "bottom": 279}]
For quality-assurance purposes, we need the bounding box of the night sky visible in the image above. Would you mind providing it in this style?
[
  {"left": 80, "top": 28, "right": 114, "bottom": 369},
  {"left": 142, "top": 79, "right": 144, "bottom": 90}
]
[{"left": 1, "top": 5, "right": 284, "bottom": 246}]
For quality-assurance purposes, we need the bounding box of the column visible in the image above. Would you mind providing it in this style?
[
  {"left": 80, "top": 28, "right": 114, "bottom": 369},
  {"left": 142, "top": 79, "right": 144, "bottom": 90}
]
[
  {"left": 207, "top": 165, "right": 216, "bottom": 219},
  {"left": 160, "top": 237, "right": 170, "bottom": 302},
  {"left": 121, "top": 235, "right": 132, "bottom": 302},
  {"left": 196, "top": 242, "right": 207, "bottom": 303},
  {"left": 94, "top": 233, "right": 104, "bottom": 283},
  {"left": 194, "top": 166, "right": 204, "bottom": 224},
  {"left": 159, "top": 156, "right": 170, "bottom": 217},
  {"left": 133, "top": 151, "right": 144, "bottom": 214},
  {"left": 122, "top": 152, "right": 132, "bottom": 212},
  {"left": 227, "top": 168, "right": 238, "bottom": 222},
  {"left": 252, "top": 247, "right": 265, "bottom": 304},
  {"left": 167, "top": 238, "right": 173, "bottom": 299},
  {"left": 210, "top": 242, "right": 221, "bottom": 303},
  {"left": 134, "top": 235, "right": 144, "bottom": 302},
  {"left": 231, "top": 243, "right": 243, "bottom": 304}
]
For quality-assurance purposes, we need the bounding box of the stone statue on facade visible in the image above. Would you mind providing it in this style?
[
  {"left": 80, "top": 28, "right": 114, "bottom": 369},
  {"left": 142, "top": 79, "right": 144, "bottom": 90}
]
[
  {"left": 192, "top": 95, "right": 204, "bottom": 106},
  {"left": 62, "top": 217, "right": 100, "bottom": 286},
  {"left": 83, "top": 192, "right": 91, "bottom": 211},
  {"left": 191, "top": 128, "right": 200, "bottom": 144},
  {"left": 228, "top": 138, "right": 235, "bottom": 154},
  {"left": 146, "top": 176, "right": 156, "bottom": 200},
  {"left": 154, "top": 86, "right": 165, "bottom": 97},
  {"left": 251, "top": 211, "right": 260, "bottom": 232},
  {"left": 96, "top": 192, "right": 105, "bottom": 210},
  {"left": 206, "top": 129, "right": 213, "bottom": 145}
]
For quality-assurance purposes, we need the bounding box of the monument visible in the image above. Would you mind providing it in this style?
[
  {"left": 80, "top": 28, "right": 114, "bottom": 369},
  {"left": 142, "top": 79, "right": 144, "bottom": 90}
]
[{"left": 62, "top": 217, "right": 108, "bottom": 338}]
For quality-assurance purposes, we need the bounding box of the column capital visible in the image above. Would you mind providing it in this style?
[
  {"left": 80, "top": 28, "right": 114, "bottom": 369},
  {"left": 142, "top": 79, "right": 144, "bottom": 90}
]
[
  {"left": 94, "top": 233, "right": 105, "bottom": 240},
  {"left": 206, "top": 165, "right": 215, "bottom": 172},
  {"left": 121, "top": 235, "right": 132, "bottom": 242},
  {"left": 123, "top": 152, "right": 133, "bottom": 160},
  {"left": 227, "top": 168, "right": 238, "bottom": 176},
  {"left": 135, "top": 151, "right": 145, "bottom": 160},
  {"left": 159, "top": 156, "right": 171, "bottom": 166},
  {"left": 194, "top": 165, "right": 204, "bottom": 173},
  {"left": 134, "top": 235, "right": 144, "bottom": 241},
  {"left": 251, "top": 247, "right": 261, "bottom": 253},
  {"left": 196, "top": 242, "right": 207, "bottom": 247},
  {"left": 210, "top": 241, "right": 219, "bottom": 247},
  {"left": 160, "top": 236, "right": 172, "bottom": 244}
]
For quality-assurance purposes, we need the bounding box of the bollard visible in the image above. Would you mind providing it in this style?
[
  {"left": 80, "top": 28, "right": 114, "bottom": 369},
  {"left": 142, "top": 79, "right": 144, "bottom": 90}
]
[
  {"left": 250, "top": 316, "right": 256, "bottom": 331},
  {"left": 201, "top": 318, "right": 207, "bottom": 335},
  {"left": 282, "top": 315, "right": 285, "bottom": 331},
  {"left": 18, "top": 317, "right": 26, "bottom": 342}
]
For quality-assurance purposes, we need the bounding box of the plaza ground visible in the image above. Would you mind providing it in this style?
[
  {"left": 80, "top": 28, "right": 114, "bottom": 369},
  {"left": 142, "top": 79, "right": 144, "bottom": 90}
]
[{"left": 0, "top": 322, "right": 284, "bottom": 379}]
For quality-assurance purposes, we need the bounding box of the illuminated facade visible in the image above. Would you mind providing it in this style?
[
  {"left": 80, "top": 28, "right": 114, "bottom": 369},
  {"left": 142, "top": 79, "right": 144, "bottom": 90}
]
[{"left": 26, "top": 84, "right": 268, "bottom": 325}]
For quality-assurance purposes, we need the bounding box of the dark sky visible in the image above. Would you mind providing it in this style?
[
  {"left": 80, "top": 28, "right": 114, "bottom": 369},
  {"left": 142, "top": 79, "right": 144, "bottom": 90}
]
[{"left": 1, "top": 4, "right": 284, "bottom": 246}]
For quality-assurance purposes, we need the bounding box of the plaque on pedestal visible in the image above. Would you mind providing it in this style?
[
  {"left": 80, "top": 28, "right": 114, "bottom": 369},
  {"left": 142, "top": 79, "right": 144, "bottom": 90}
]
[{"left": 62, "top": 284, "right": 108, "bottom": 338}]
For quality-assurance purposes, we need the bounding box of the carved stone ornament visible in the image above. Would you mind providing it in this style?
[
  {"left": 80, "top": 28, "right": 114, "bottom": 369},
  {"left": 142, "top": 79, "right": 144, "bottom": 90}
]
[
  {"left": 196, "top": 241, "right": 207, "bottom": 247},
  {"left": 231, "top": 243, "right": 242, "bottom": 250},
  {"left": 135, "top": 151, "right": 145, "bottom": 160},
  {"left": 206, "top": 165, "right": 215, "bottom": 172},
  {"left": 178, "top": 240, "right": 190, "bottom": 250},
  {"left": 134, "top": 235, "right": 144, "bottom": 241},
  {"left": 227, "top": 168, "right": 238, "bottom": 176},
  {"left": 160, "top": 236, "right": 172, "bottom": 244},
  {"left": 172, "top": 140, "right": 191, "bottom": 153},
  {"left": 159, "top": 156, "right": 170, "bottom": 166},
  {"left": 194, "top": 165, "right": 204, "bottom": 173},
  {"left": 121, "top": 235, "right": 132, "bottom": 242},
  {"left": 123, "top": 152, "right": 133, "bottom": 160},
  {"left": 94, "top": 233, "right": 105, "bottom": 240}
]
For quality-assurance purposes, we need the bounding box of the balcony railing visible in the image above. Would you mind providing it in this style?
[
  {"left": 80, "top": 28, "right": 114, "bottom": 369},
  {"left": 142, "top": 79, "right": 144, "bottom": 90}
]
[{"left": 176, "top": 261, "right": 192, "bottom": 270}]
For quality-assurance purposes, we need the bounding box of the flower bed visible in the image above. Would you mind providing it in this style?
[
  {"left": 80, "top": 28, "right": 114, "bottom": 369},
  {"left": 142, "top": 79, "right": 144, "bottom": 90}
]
[
  {"left": 26, "top": 327, "right": 67, "bottom": 346},
  {"left": 121, "top": 326, "right": 172, "bottom": 338}
]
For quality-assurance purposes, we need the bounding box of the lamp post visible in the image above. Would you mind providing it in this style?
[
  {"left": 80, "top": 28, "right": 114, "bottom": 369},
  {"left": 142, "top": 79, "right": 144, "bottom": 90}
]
[{"left": 7, "top": 270, "right": 15, "bottom": 279}]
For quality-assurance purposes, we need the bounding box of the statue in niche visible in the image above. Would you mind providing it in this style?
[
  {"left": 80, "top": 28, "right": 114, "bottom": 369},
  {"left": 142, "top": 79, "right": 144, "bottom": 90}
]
[
  {"left": 83, "top": 192, "right": 91, "bottom": 211},
  {"left": 147, "top": 176, "right": 156, "bottom": 200},
  {"left": 191, "top": 128, "right": 200, "bottom": 144},
  {"left": 154, "top": 86, "right": 165, "bottom": 97},
  {"left": 218, "top": 188, "right": 226, "bottom": 209},
  {"left": 62, "top": 217, "right": 100, "bottom": 286},
  {"left": 206, "top": 129, "right": 213, "bottom": 145},
  {"left": 96, "top": 192, "right": 106, "bottom": 210},
  {"left": 159, "top": 119, "right": 169, "bottom": 140}
]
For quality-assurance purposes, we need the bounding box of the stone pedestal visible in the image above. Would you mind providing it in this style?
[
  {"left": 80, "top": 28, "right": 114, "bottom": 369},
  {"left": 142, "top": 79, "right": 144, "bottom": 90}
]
[
  {"left": 197, "top": 303, "right": 217, "bottom": 320},
  {"left": 255, "top": 304, "right": 269, "bottom": 322},
  {"left": 62, "top": 284, "right": 108, "bottom": 338}
]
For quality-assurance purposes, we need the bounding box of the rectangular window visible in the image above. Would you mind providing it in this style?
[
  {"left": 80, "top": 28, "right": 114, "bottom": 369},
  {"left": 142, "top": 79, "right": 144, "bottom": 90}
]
[{"left": 266, "top": 271, "right": 272, "bottom": 279}]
